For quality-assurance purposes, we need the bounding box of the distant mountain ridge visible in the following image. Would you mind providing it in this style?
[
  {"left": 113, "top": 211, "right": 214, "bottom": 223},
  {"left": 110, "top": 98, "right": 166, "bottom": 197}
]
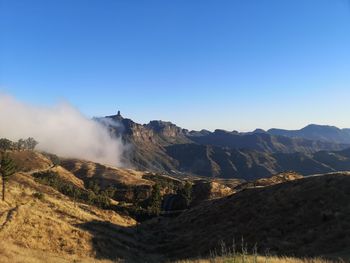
[
  {"left": 97, "top": 112, "right": 350, "bottom": 179},
  {"left": 267, "top": 124, "right": 350, "bottom": 144},
  {"left": 188, "top": 128, "right": 348, "bottom": 154}
]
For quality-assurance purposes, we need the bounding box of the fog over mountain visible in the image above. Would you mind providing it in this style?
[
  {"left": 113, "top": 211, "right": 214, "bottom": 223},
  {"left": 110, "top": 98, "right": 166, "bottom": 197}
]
[{"left": 0, "top": 94, "right": 126, "bottom": 166}]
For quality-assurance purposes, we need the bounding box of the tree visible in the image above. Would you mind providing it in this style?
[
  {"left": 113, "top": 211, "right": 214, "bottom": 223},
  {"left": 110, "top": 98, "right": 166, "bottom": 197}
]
[
  {"left": 17, "top": 139, "right": 25, "bottom": 151},
  {"left": 0, "top": 153, "right": 16, "bottom": 201},
  {"left": 25, "top": 137, "right": 38, "bottom": 150},
  {"left": 87, "top": 180, "right": 100, "bottom": 194},
  {"left": 0, "top": 138, "right": 13, "bottom": 151},
  {"left": 104, "top": 186, "right": 116, "bottom": 198},
  {"left": 178, "top": 181, "right": 192, "bottom": 207},
  {"left": 147, "top": 184, "right": 162, "bottom": 216}
]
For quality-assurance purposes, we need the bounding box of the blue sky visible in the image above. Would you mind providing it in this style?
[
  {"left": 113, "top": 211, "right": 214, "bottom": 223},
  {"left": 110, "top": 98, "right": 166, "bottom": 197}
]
[{"left": 1, "top": 0, "right": 350, "bottom": 131}]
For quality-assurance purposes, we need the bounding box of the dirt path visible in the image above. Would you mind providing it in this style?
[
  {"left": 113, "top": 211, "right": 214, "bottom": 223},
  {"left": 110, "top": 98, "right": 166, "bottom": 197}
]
[{"left": 22, "top": 165, "right": 55, "bottom": 176}]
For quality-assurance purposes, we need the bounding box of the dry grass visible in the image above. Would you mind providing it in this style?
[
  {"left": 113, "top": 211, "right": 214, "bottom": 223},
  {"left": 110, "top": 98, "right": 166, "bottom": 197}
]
[
  {"left": 61, "top": 158, "right": 152, "bottom": 186},
  {"left": 6, "top": 150, "right": 53, "bottom": 172},
  {"left": 0, "top": 241, "right": 118, "bottom": 263},
  {"left": 175, "top": 256, "right": 339, "bottom": 263},
  {"left": 0, "top": 171, "right": 140, "bottom": 262},
  {"left": 50, "top": 165, "right": 86, "bottom": 188}
]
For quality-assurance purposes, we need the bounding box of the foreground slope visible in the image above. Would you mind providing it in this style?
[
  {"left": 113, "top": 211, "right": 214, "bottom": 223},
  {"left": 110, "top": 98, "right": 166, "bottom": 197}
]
[
  {"left": 0, "top": 172, "right": 146, "bottom": 262},
  {"left": 0, "top": 152, "right": 163, "bottom": 263},
  {"left": 143, "top": 173, "right": 350, "bottom": 261}
]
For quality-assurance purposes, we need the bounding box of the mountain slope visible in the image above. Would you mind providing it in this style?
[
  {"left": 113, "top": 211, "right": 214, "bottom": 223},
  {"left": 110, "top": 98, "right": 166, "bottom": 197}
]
[
  {"left": 0, "top": 172, "right": 146, "bottom": 262},
  {"left": 144, "top": 173, "right": 350, "bottom": 260},
  {"left": 0, "top": 151, "right": 168, "bottom": 262}
]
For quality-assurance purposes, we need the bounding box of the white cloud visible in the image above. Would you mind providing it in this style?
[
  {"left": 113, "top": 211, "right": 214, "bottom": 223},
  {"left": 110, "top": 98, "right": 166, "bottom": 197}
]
[{"left": 0, "top": 94, "right": 125, "bottom": 166}]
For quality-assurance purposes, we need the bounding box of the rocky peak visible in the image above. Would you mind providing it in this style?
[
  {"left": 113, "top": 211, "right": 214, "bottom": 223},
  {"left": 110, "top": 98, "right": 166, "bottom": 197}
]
[{"left": 146, "top": 120, "right": 188, "bottom": 138}]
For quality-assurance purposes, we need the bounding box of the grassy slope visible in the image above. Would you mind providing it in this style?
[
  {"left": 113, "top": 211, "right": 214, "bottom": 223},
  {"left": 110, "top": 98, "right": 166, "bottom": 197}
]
[
  {"left": 0, "top": 151, "right": 163, "bottom": 262},
  {"left": 0, "top": 172, "right": 148, "bottom": 262}
]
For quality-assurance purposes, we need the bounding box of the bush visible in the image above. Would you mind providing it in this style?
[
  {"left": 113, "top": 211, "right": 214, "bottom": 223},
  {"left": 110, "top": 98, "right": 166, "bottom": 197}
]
[{"left": 33, "top": 192, "right": 44, "bottom": 200}]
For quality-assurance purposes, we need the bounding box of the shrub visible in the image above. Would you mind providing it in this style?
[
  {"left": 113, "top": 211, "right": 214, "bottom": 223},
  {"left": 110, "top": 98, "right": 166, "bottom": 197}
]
[{"left": 33, "top": 192, "right": 44, "bottom": 200}]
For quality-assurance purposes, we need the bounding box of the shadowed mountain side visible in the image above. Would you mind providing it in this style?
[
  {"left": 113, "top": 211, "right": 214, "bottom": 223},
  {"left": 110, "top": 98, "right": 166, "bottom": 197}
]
[
  {"left": 189, "top": 130, "right": 348, "bottom": 153},
  {"left": 165, "top": 144, "right": 274, "bottom": 179},
  {"left": 165, "top": 144, "right": 350, "bottom": 179},
  {"left": 76, "top": 220, "right": 162, "bottom": 262},
  {"left": 142, "top": 173, "right": 350, "bottom": 261}
]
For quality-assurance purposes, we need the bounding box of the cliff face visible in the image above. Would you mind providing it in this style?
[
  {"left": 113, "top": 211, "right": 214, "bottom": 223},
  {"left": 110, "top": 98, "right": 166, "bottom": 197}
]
[
  {"left": 105, "top": 114, "right": 190, "bottom": 145},
  {"left": 102, "top": 114, "right": 180, "bottom": 172},
  {"left": 97, "top": 113, "right": 350, "bottom": 179}
]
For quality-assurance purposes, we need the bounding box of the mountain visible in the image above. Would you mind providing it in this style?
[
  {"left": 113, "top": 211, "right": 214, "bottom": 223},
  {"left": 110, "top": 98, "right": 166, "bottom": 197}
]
[
  {"left": 97, "top": 113, "right": 350, "bottom": 179},
  {"left": 100, "top": 113, "right": 190, "bottom": 172},
  {"left": 268, "top": 124, "right": 350, "bottom": 144}
]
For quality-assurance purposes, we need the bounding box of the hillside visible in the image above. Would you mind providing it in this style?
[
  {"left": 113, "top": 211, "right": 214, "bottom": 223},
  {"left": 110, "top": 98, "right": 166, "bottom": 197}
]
[
  {"left": 0, "top": 150, "right": 170, "bottom": 262},
  {"left": 0, "top": 150, "right": 349, "bottom": 262},
  {"left": 142, "top": 173, "right": 350, "bottom": 261},
  {"left": 0, "top": 170, "right": 153, "bottom": 263}
]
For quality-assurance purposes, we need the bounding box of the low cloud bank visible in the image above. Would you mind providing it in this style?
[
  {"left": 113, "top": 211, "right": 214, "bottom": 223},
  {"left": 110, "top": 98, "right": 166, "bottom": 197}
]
[{"left": 0, "top": 94, "right": 125, "bottom": 166}]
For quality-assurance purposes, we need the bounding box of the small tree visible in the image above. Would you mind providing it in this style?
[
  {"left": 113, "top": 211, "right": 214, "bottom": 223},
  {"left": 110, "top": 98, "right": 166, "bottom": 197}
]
[
  {"left": 0, "top": 153, "right": 16, "bottom": 201},
  {"left": 51, "top": 155, "right": 61, "bottom": 167}
]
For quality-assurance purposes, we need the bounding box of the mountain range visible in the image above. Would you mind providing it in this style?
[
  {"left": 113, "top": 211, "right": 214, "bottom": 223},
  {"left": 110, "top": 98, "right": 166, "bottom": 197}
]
[{"left": 97, "top": 112, "right": 350, "bottom": 179}]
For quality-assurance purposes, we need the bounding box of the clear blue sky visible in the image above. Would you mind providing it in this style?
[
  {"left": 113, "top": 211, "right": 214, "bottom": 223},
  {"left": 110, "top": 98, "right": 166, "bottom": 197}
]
[{"left": 1, "top": 0, "right": 350, "bottom": 131}]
